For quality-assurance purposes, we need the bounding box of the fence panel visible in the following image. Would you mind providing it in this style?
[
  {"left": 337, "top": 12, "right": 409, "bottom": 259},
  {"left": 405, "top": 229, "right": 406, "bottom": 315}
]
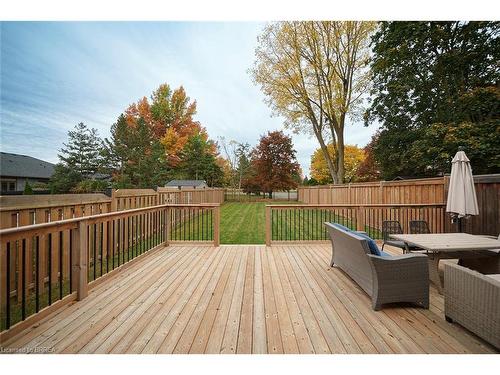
[{"left": 298, "top": 175, "right": 499, "bottom": 236}]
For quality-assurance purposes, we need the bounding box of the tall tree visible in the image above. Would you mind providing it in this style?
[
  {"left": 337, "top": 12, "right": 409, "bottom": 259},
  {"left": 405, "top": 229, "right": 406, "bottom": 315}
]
[
  {"left": 49, "top": 164, "right": 83, "bottom": 193},
  {"left": 365, "top": 21, "right": 500, "bottom": 178},
  {"left": 218, "top": 137, "right": 240, "bottom": 188},
  {"left": 218, "top": 138, "right": 253, "bottom": 188},
  {"left": 246, "top": 130, "right": 300, "bottom": 198},
  {"left": 310, "top": 144, "right": 365, "bottom": 184},
  {"left": 236, "top": 142, "right": 251, "bottom": 189},
  {"left": 58, "top": 122, "right": 102, "bottom": 177},
  {"left": 102, "top": 115, "right": 170, "bottom": 188},
  {"left": 252, "top": 21, "right": 376, "bottom": 184},
  {"left": 125, "top": 84, "right": 205, "bottom": 166},
  {"left": 178, "top": 133, "right": 224, "bottom": 186},
  {"left": 355, "top": 135, "right": 381, "bottom": 182}
]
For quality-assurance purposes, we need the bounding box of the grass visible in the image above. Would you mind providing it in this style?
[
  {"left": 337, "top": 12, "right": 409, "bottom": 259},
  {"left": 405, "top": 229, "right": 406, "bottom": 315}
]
[
  {"left": 220, "top": 202, "right": 268, "bottom": 244},
  {"left": 168, "top": 201, "right": 375, "bottom": 244},
  {"left": 170, "top": 201, "right": 382, "bottom": 244}
]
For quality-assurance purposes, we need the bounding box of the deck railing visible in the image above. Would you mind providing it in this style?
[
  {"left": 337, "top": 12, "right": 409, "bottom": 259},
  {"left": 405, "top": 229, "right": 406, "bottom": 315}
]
[
  {"left": 265, "top": 203, "right": 446, "bottom": 246},
  {"left": 0, "top": 203, "right": 220, "bottom": 337}
]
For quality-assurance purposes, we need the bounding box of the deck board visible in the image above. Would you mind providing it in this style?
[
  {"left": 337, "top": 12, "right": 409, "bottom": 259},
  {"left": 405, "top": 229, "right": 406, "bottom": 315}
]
[{"left": 1, "top": 244, "right": 497, "bottom": 354}]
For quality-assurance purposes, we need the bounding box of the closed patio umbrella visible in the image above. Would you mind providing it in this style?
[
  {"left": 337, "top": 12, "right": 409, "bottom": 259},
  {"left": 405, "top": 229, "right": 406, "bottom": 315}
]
[{"left": 446, "top": 150, "right": 479, "bottom": 232}]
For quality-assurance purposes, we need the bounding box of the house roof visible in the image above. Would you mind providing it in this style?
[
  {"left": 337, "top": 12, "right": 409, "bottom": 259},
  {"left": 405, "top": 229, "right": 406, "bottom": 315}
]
[
  {"left": 0, "top": 152, "right": 55, "bottom": 179},
  {"left": 165, "top": 179, "right": 207, "bottom": 187}
]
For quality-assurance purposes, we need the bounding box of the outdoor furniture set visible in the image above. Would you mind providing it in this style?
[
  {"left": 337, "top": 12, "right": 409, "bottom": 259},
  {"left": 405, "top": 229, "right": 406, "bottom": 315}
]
[{"left": 324, "top": 220, "right": 500, "bottom": 349}]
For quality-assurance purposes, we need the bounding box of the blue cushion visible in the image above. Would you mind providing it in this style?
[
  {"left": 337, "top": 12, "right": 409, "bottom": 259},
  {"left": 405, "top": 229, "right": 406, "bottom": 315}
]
[
  {"left": 356, "top": 232, "right": 383, "bottom": 256},
  {"left": 379, "top": 251, "right": 392, "bottom": 258}
]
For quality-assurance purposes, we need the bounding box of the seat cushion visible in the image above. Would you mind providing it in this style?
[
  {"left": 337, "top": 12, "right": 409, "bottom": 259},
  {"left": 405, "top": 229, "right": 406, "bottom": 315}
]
[
  {"left": 356, "top": 232, "right": 383, "bottom": 257},
  {"left": 379, "top": 251, "right": 393, "bottom": 258}
]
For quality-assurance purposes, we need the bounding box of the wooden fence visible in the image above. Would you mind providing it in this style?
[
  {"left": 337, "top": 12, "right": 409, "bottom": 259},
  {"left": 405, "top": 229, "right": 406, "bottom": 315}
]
[
  {"left": 298, "top": 177, "right": 446, "bottom": 205},
  {"left": 0, "top": 202, "right": 221, "bottom": 338},
  {"left": 298, "top": 174, "right": 500, "bottom": 236},
  {"left": 0, "top": 188, "right": 225, "bottom": 230}
]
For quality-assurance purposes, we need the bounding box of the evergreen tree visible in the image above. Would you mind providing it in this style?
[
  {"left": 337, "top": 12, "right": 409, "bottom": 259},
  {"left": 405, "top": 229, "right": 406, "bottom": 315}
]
[
  {"left": 23, "top": 182, "right": 34, "bottom": 195},
  {"left": 179, "top": 134, "right": 224, "bottom": 186},
  {"left": 58, "top": 122, "right": 102, "bottom": 177},
  {"left": 49, "top": 164, "right": 83, "bottom": 193},
  {"left": 103, "top": 115, "right": 170, "bottom": 188}
]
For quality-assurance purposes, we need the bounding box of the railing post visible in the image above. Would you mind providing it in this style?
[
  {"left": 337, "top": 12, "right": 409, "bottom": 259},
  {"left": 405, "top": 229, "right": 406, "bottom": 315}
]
[
  {"left": 265, "top": 206, "right": 271, "bottom": 247},
  {"left": 356, "top": 207, "right": 365, "bottom": 232},
  {"left": 214, "top": 205, "right": 220, "bottom": 247},
  {"left": 72, "top": 219, "right": 88, "bottom": 301},
  {"left": 164, "top": 207, "right": 170, "bottom": 246}
]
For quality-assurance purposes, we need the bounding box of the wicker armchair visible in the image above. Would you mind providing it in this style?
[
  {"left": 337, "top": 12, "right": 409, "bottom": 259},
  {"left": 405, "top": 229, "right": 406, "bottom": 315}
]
[
  {"left": 444, "top": 258, "right": 500, "bottom": 349},
  {"left": 409, "top": 220, "right": 431, "bottom": 234},
  {"left": 382, "top": 220, "right": 415, "bottom": 253},
  {"left": 325, "top": 222, "right": 429, "bottom": 311}
]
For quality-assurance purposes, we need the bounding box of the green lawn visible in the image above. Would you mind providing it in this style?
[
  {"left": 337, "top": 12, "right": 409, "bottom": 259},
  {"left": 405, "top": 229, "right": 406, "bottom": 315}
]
[
  {"left": 220, "top": 202, "right": 269, "bottom": 244},
  {"left": 170, "top": 201, "right": 383, "bottom": 244},
  {"left": 222, "top": 202, "right": 383, "bottom": 243},
  {"left": 220, "top": 202, "right": 384, "bottom": 243}
]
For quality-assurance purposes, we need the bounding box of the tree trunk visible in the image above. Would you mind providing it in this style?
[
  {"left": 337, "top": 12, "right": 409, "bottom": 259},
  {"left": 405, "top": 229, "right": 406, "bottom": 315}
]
[
  {"left": 336, "top": 129, "right": 345, "bottom": 183},
  {"left": 316, "top": 132, "right": 339, "bottom": 184},
  {"left": 268, "top": 191, "right": 272, "bottom": 199}
]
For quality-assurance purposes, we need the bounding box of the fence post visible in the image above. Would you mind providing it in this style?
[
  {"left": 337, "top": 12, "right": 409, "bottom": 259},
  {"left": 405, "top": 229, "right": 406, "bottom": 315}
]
[
  {"left": 265, "top": 206, "right": 271, "bottom": 246},
  {"left": 72, "top": 220, "right": 88, "bottom": 301},
  {"left": 214, "top": 205, "right": 220, "bottom": 247},
  {"left": 111, "top": 189, "right": 118, "bottom": 212},
  {"left": 356, "top": 207, "right": 365, "bottom": 232}
]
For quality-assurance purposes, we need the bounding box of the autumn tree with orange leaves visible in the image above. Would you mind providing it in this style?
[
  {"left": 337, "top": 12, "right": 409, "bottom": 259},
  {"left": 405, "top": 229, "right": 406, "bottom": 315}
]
[
  {"left": 242, "top": 131, "right": 300, "bottom": 197},
  {"left": 102, "top": 83, "right": 222, "bottom": 187}
]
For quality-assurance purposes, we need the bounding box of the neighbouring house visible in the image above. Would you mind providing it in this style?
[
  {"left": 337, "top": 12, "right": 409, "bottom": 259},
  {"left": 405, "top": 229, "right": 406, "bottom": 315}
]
[
  {"left": 164, "top": 179, "right": 208, "bottom": 190},
  {"left": 0, "top": 152, "right": 55, "bottom": 193}
]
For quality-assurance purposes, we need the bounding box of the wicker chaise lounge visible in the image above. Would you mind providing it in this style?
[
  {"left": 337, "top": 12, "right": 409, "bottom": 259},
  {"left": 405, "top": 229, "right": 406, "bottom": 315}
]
[{"left": 325, "top": 222, "right": 429, "bottom": 310}]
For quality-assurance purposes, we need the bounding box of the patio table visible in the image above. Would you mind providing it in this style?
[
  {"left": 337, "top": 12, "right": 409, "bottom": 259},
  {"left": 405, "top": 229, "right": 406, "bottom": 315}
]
[{"left": 390, "top": 233, "right": 500, "bottom": 294}]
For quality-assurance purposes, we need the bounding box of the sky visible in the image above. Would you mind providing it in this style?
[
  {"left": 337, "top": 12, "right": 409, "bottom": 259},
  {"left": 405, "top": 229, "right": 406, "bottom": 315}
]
[{"left": 0, "top": 22, "right": 378, "bottom": 177}]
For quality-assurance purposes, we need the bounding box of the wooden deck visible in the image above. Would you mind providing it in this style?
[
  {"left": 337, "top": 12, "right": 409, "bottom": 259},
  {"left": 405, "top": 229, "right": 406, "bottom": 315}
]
[{"left": 1, "top": 244, "right": 497, "bottom": 354}]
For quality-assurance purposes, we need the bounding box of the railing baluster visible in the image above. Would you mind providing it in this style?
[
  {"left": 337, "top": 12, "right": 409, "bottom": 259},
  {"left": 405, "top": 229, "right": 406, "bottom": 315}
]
[
  {"left": 48, "top": 233, "right": 52, "bottom": 306},
  {"left": 122, "top": 218, "right": 126, "bottom": 259},
  {"left": 69, "top": 230, "right": 73, "bottom": 292},
  {"left": 112, "top": 220, "right": 115, "bottom": 270},
  {"left": 35, "top": 236, "right": 40, "bottom": 313},
  {"left": 6, "top": 242, "right": 11, "bottom": 329},
  {"left": 59, "top": 231, "right": 63, "bottom": 300},
  {"left": 106, "top": 221, "right": 110, "bottom": 273},
  {"left": 21, "top": 238, "right": 26, "bottom": 321},
  {"left": 100, "top": 222, "right": 104, "bottom": 277}
]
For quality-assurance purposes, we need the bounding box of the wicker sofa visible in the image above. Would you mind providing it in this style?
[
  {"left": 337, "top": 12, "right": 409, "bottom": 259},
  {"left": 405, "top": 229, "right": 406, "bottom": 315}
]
[
  {"left": 324, "top": 222, "right": 429, "bottom": 311},
  {"left": 444, "top": 257, "right": 500, "bottom": 349}
]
